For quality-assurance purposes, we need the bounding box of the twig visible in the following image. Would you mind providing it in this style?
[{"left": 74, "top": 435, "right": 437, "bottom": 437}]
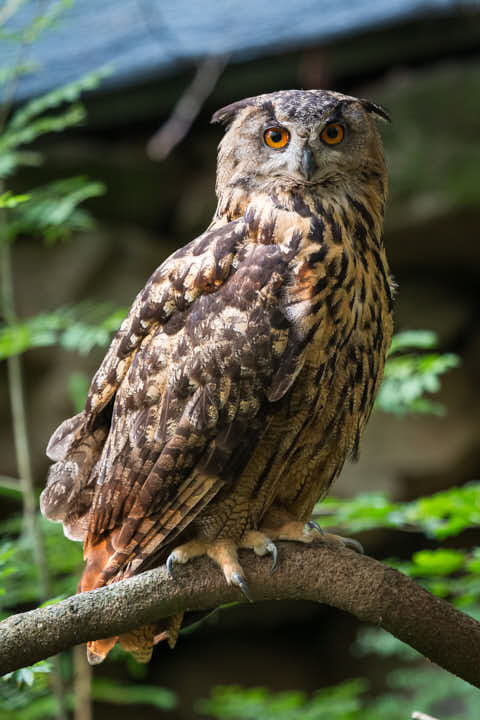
[
  {"left": 0, "top": 4, "right": 74, "bottom": 717},
  {"left": 73, "top": 645, "right": 92, "bottom": 720},
  {"left": 0, "top": 542, "right": 479, "bottom": 688},
  {"left": 146, "top": 54, "right": 229, "bottom": 160},
  {"left": 0, "top": 204, "right": 50, "bottom": 594},
  {"left": 0, "top": 203, "right": 68, "bottom": 720}
]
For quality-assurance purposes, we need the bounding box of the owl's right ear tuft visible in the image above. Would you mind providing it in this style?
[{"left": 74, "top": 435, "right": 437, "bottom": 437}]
[
  {"left": 360, "top": 99, "right": 391, "bottom": 124},
  {"left": 211, "top": 97, "right": 257, "bottom": 127}
]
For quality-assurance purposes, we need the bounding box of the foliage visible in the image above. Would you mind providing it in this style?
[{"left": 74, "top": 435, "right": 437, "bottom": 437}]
[
  {"left": 391, "top": 549, "right": 480, "bottom": 608},
  {"left": 376, "top": 330, "right": 460, "bottom": 416},
  {"left": 199, "top": 626, "right": 480, "bottom": 719},
  {"left": 0, "top": 662, "right": 55, "bottom": 720},
  {"left": 0, "top": 518, "right": 81, "bottom": 617},
  {"left": 197, "top": 680, "right": 367, "bottom": 720},
  {"left": 355, "top": 627, "right": 480, "bottom": 719},
  {"left": 316, "top": 483, "right": 480, "bottom": 540},
  {"left": 0, "top": 671, "right": 177, "bottom": 719},
  {"left": 1, "top": 0, "right": 75, "bottom": 47},
  {"left": 0, "top": 191, "right": 30, "bottom": 208},
  {"left": 3, "top": 176, "right": 106, "bottom": 242},
  {"left": 0, "top": 65, "right": 111, "bottom": 181},
  {"left": 0, "top": 302, "right": 126, "bottom": 359}
]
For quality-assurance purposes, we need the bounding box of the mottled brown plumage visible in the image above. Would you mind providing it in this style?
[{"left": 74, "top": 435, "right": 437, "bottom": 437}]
[{"left": 41, "top": 89, "right": 394, "bottom": 664}]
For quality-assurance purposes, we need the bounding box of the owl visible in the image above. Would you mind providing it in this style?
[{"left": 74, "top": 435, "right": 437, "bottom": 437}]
[{"left": 41, "top": 89, "right": 394, "bottom": 664}]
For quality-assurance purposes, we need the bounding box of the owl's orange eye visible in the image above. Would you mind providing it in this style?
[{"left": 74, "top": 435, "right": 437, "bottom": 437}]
[
  {"left": 264, "top": 127, "right": 290, "bottom": 149},
  {"left": 320, "top": 123, "right": 344, "bottom": 145}
]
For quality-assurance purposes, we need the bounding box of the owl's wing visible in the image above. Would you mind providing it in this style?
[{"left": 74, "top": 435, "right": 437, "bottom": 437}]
[
  {"left": 84, "top": 220, "right": 248, "bottom": 422},
  {"left": 42, "top": 220, "right": 246, "bottom": 540},
  {"left": 79, "top": 238, "right": 319, "bottom": 590}
]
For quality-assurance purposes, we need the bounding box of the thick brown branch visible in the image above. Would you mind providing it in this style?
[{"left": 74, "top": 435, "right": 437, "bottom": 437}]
[{"left": 1, "top": 542, "right": 479, "bottom": 686}]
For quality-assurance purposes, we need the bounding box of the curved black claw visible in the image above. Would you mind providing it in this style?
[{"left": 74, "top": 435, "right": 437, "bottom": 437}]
[
  {"left": 340, "top": 537, "right": 364, "bottom": 554},
  {"left": 231, "top": 572, "right": 253, "bottom": 603},
  {"left": 307, "top": 520, "right": 325, "bottom": 536},
  {"left": 266, "top": 540, "right": 278, "bottom": 574},
  {"left": 166, "top": 553, "right": 176, "bottom": 578}
]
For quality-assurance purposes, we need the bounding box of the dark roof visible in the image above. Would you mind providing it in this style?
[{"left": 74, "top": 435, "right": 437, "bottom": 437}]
[{"left": 1, "top": 0, "right": 472, "bottom": 101}]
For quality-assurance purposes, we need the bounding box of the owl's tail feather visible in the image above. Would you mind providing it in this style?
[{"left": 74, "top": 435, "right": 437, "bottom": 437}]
[
  {"left": 80, "top": 536, "right": 184, "bottom": 664},
  {"left": 86, "top": 637, "right": 118, "bottom": 665},
  {"left": 41, "top": 412, "right": 108, "bottom": 542}
]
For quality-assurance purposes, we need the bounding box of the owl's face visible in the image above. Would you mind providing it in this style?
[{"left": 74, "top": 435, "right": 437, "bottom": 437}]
[{"left": 213, "top": 90, "right": 389, "bottom": 195}]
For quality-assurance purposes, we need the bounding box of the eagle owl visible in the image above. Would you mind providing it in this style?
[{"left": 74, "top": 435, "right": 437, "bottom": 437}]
[{"left": 41, "top": 89, "right": 394, "bottom": 664}]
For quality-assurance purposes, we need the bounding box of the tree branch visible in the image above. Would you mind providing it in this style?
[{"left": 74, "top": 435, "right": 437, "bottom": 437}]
[
  {"left": 146, "top": 54, "right": 229, "bottom": 160},
  {"left": 1, "top": 542, "right": 479, "bottom": 687}
]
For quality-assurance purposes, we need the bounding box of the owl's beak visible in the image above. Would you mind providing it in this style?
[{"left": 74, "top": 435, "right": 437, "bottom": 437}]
[{"left": 299, "top": 146, "right": 317, "bottom": 181}]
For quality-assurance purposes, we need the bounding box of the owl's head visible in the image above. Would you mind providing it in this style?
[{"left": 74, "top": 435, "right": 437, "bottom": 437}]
[{"left": 212, "top": 89, "right": 389, "bottom": 197}]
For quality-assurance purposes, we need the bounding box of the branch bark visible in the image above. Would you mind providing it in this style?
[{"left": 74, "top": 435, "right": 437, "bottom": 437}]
[{"left": 1, "top": 542, "right": 479, "bottom": 687}]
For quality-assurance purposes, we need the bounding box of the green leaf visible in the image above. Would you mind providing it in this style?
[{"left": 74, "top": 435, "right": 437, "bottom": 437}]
[
  {"left": 406, "top": 484, "right": 480, "bottom": 539},
  {"left": 0, "top": 103, "right": 86, "bottom": 152},
  {"left": 411, "top": 549, "right": 466, "bottom": 576},
  {"left": 197, "top": 680, "right": 367, "bottom": 720},
  {"left": 0, "top": 191, "right": 30, "bottom": 208},
  {"left": 0, "top": 517, "right": 83, "bottom": 611},
  {"left": 377, "top": 350, "right": 460, "bottom": 416},
  {"left": 21, "top": 0, "right": 75, "bottom": 45},
  {"left": 388, "top": 329, "right": 438, "bottom": 355},
  {"left": 0, "top": 63, "right": 39, "bottom": 90},
  {"left": 2, "top": 660, "right": 52, "bottom": 687},
  {"left": 0, "top": 303, "right": 127, "bottom": 359},
  {"left": 377, "top": 330, "right": 460, "bottom": 416},
  {"left": 8, "top": 66, "right": 112, "bottom": 131},
  {"left": 315, "top": 493, "right": 402, "bottom": 533},
  {"left": 4, "top": 176, "right": 106, "bottom": 242},
  {"left": 315, "top": 483, "right": 480, "bottom": 541}
]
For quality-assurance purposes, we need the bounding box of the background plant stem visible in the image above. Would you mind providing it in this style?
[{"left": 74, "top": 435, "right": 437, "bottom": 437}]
[{"left": 0, "top": 203, "right": 68, "bottom": 718}]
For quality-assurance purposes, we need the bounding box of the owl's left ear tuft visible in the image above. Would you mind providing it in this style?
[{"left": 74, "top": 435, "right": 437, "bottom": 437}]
[
  {"left": 211, "top": 97, "right": 257, "bottom": 128},
  {"left": 360, "top": 99, "right": 391, "bottom": 123}
]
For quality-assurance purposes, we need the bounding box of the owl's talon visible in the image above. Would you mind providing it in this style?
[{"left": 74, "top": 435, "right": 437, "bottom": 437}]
[
  {"left": 307, "top": 520, "right": 325, "bottom": 536},
  {"left": 266, "top": 541, "right": 278, "bottom": 573},
  {"left": 166, "top": 553, "right": 176, "bottom": 578},
  {"left": 339, "top": 536, "right": 364, "bottom": 554},
  {"left": 231, "top": 572, "right": 253, "bottom": 602}
]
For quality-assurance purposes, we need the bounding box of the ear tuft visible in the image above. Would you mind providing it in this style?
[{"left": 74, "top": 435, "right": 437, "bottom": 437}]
[
  {"left": 360, "top": 99, "right": 391, "bottom": 123},
  {"left": 211, "top": 97, "right": 257, "bottom": 128}
]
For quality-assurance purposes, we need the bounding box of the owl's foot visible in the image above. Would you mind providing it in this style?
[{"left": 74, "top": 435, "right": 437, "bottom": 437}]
[
  {"left": 239, "top": 529, "right": 278, "bottom": 573},
  {"left": 334, "top": 534, "right": 364, "bottom": 554},
  {"left": 262, "top": 519, "right": 364, "bottom": 554},
  {"left": 167, "top": 538, "right": 251, "bottom": 600},
  {"left": 166, "top": 531, "right": 278, "bottom": 601},
  {"left": 154, "top": 612, "right": 184, "bottom": 649}
]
